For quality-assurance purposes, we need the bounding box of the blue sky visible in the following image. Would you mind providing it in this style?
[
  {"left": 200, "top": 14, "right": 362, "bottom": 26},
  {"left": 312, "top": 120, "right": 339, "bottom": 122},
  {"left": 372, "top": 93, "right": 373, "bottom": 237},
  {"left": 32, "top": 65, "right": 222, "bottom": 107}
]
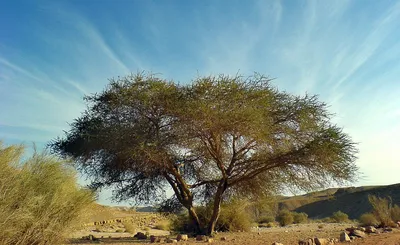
[{"left": 1, "top": 0, "right": 400, "bottom": 205}]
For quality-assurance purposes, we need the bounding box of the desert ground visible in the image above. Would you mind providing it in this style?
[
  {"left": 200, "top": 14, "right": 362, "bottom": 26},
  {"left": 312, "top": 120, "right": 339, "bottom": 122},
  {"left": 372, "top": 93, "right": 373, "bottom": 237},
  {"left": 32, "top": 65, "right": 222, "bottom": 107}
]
[{"left": 68, "top": 223, "right": 400, "bottom": 245}]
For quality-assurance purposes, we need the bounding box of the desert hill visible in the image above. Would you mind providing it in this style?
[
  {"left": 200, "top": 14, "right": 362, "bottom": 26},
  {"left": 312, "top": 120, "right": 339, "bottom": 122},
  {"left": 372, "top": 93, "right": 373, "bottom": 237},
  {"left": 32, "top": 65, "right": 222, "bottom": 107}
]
[
  {"left": 280, "top": 183, "right": 400, "bottom": 219},
  {"left": 86, "top": 183, "right": 400, "bottom": 223}
]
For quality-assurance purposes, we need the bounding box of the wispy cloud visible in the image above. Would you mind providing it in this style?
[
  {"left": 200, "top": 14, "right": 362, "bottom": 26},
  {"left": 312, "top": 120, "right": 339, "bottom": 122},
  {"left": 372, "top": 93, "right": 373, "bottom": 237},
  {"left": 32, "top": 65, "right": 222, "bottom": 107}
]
[{"left": 1, "top": 0, "right": 400, "bottom": 204}]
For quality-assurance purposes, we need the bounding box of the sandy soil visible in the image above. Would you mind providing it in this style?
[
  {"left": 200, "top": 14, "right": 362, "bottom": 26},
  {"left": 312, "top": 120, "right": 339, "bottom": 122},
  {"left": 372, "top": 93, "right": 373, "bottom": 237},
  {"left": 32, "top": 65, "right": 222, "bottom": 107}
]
[
  {"left": 351, "top": 231, "right": 400, "bottom": 245},
  {"left": 70, "top": 228, "right": 170, "bottom": 239},
  {"left": 67, "top": 223, "right": 400, "bottom": 245}
]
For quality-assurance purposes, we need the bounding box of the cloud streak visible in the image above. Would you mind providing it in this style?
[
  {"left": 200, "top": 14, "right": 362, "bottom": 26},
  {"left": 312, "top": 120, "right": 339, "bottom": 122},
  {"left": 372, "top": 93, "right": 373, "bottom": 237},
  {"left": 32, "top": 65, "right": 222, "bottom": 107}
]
[{"left": 1, "top": 0, "right": 400, "bottom": 204}]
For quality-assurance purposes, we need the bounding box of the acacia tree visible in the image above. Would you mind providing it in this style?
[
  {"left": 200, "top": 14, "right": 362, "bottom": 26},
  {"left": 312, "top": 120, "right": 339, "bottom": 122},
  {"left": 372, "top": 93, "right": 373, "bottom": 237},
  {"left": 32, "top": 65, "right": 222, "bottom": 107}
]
[{"left": 50, "top": 73, "right": 358, "bottom": 235}]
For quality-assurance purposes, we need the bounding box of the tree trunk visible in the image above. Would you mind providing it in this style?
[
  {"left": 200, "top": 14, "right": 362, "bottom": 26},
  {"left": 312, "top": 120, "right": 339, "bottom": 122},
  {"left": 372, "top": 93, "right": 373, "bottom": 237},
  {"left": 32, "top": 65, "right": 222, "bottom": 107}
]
[
  {"left": 207, "top": 181, "right": 227, "bottom": 235},
  {"left": 187, "top": 206, "right": 203, "bottom": 234}
]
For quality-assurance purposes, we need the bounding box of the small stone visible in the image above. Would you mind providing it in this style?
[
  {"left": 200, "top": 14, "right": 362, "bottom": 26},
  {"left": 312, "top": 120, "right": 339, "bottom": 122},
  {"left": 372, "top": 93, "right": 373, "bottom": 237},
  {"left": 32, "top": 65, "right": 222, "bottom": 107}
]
[
  {"left": 340, "top": 232, "right": 350, "bottom": 242},
  {"left": 366, "top": 226, "right": 376, "bottom": 233},
  {"left": 314, "top": 237, "right": 328, "bottom": 245},
  {"left": 177, "top": 234, "right": 188, "bottom": 241},
  {"left": 298, "top": 238, "right": 315, "bottom": 245},
  {"left": 150, "top": 235, "right": 161, "bottom": 243},
  {"left": 207, "top": 238, "right": 214, "bottom": 243},
  {"left": 272, "top": 243, "right": 284, "bottom": 245},
  {"left": 196, "top": 235, "right": 206, "bottom": 241},
  {"left": 166, "top": 238, "right": 178, "bottom": 243},
  {"left": 220, "top": 237, "right": 227, "bottom": 241},
  {"left": 351, "top": 230, "right": 366, "bottom": 238},
  {"left": 88, "top": 234, "right": 98, "bottom": 241},
  {"left": 134, "top": 232, "right": 148, "bottom": 240}
]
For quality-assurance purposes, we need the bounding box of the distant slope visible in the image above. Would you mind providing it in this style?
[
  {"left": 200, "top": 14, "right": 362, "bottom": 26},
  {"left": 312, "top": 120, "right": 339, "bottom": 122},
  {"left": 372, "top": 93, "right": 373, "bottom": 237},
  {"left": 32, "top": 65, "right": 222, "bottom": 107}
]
[
  {"left": 278, "top": 188, "right": 340, "bottom": 211},
  {"left": 281, "top": 183, "right": 400, "bottom": 219}
]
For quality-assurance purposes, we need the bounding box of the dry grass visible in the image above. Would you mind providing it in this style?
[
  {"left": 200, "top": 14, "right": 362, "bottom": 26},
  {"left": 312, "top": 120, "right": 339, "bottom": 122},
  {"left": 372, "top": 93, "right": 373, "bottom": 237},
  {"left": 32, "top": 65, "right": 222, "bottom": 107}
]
[
  {"left": 154, "top": 220, "right": 171, "bottom": 231},
  {"left": 122, "top": 221, "right": 136, "bottom": 234},
  {"left": 0, "top": 142, "right": 94, "bottom": 245}
]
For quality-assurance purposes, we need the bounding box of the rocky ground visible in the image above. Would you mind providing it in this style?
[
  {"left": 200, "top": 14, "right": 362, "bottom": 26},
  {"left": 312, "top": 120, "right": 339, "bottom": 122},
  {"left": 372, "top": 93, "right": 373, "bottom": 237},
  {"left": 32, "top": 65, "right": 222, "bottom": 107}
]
[{"left": 67, "top": 223, "right": 400, "bottom": 245}]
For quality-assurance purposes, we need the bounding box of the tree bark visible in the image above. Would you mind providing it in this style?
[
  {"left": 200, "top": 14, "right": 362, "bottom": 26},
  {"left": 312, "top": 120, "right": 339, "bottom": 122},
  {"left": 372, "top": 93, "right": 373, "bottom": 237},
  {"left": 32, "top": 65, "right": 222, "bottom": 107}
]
[
  {"left": 187, "top": 206, "right": 203, "bottom": 234},
  {"left": 207, "top": 180, "right": 227, "bottom": 235},
  {"left": 164, "top": 172, "right": 204, "bottom": 234}
]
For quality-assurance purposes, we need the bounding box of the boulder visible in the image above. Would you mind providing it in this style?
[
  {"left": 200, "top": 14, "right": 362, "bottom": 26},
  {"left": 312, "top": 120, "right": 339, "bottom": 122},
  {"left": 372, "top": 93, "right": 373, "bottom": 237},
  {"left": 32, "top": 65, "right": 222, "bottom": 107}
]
[
  {"left": 88, "top": 234, "right": 98, "bottom": 241},
  {"left": 134, "top": 232, "right": 148, "bottom": 240},
  {"left": 339, "top": 232, "right": 350, "bottom": 242},
  {"left": 298, "top": 238, "right": 315, "bottom": 245},
  {"left": 366, "top": 226, "right": 376, "bottom": 233},
  {"left": 150, "top": 235, "right": 161, "bottom": 243},
  {"left": 176, "top": 234, "right": 188, "bottom": 241},
  {"left": 350, "top": 230, "right": 366, "bottom": 238},
  {"left": 314, "top": 238, "right": 329, "bottom": 245},
  {"left": 196, "top": 235, "right": 206, "bottom": 241}
]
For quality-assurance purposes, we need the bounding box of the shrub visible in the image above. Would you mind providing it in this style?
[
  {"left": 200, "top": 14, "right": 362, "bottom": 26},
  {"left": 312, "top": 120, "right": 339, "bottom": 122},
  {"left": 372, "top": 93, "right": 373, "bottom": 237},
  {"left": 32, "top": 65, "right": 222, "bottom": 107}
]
[
  {"left": 154, "top": 220, "right": 171, "bottom": 231},
  {"left": 359, "top": 213, "right": 379, "bottom": 226},
  {"left": 171, "top": 199, "right": 252, "bottom": 233},
  {"left": 293, "top": 212, "right": 308, "bottom": 224},
  {"left": 123, "top": 222, "right": 136, "bottom": 233},
  {"left": 331, "top": 211, "right": 349, "bottom": 223},
  {"left": 256, "top": 215, "right": 275, "bottom": 224},
  {"left": 0, "top": 142, "right": 94, "bottom": 245},
  {"left": 170, "top": 213, "right": 192, "bottom": 233},
  {"left": 276, "top": 209, "right": 294, "bottom": 226},
  {"left": 269, "top": 222, "right": 279, "bottom": 227},
  {"left": 248, "top": 196, "right": 278, "bottom": 223},
  {"left": 215, "top": 199, "right": 252, "bottom": 232},
  {"left": 390, "top": 204, "right": 400, "bottom": 222},
  {"left": 368, "top": 195, "right": 393, "bottom": 227}
]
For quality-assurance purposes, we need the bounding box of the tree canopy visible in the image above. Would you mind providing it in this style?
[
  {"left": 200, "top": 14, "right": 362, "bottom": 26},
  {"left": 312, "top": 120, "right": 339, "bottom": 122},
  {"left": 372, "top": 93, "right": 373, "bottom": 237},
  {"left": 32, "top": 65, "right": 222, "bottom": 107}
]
[{"left": 50, "top": 73, "right": 358, "bottom": 234}]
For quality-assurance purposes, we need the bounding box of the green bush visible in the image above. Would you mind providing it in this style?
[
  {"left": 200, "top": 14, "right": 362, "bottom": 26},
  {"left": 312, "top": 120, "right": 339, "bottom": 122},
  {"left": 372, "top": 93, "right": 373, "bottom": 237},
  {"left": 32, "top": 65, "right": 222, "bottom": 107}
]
[
  {"left": 331, "top": 211, "right": 349, "bottom": 223},
  {"left": 293, "top": 212, "right": 308, "bottom": 224},
  {"left": 321, "top": 217, "right": 334, "bottom": 223},
  {"left": 123, "top": 221, "right": 137, "bottom": 233},
  {"left": 359, "top": 213, "right": 379, "bottom": 226},
  {"left": 154, "top": 220, "right": 171, "bottom": 231},
  {"left": 276, "top": 209, "right": 294, "bottom": 226},
  {"left": 248, "top": 196, "right": 278, "bottom": 224},
  {"left": 368, "top": 195, "right": 393, "bottom": 227},
  {"left": 217, "top": 199, "right": 252, "bottom": 232},
  {"left": 171, "top": 199, "right": 252, "bottom": 233},
  {"left": 0, "top": 142, "right": 94, "bottom": 245},
  {"left": 256, "top": 215, "right": 275, "bottom": 224},
  {"left": 390, "top": 204, "right": 400, "bottom": 222},
  {"left": 170, "top": 213, "right": 191, "bottom": 233}
]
